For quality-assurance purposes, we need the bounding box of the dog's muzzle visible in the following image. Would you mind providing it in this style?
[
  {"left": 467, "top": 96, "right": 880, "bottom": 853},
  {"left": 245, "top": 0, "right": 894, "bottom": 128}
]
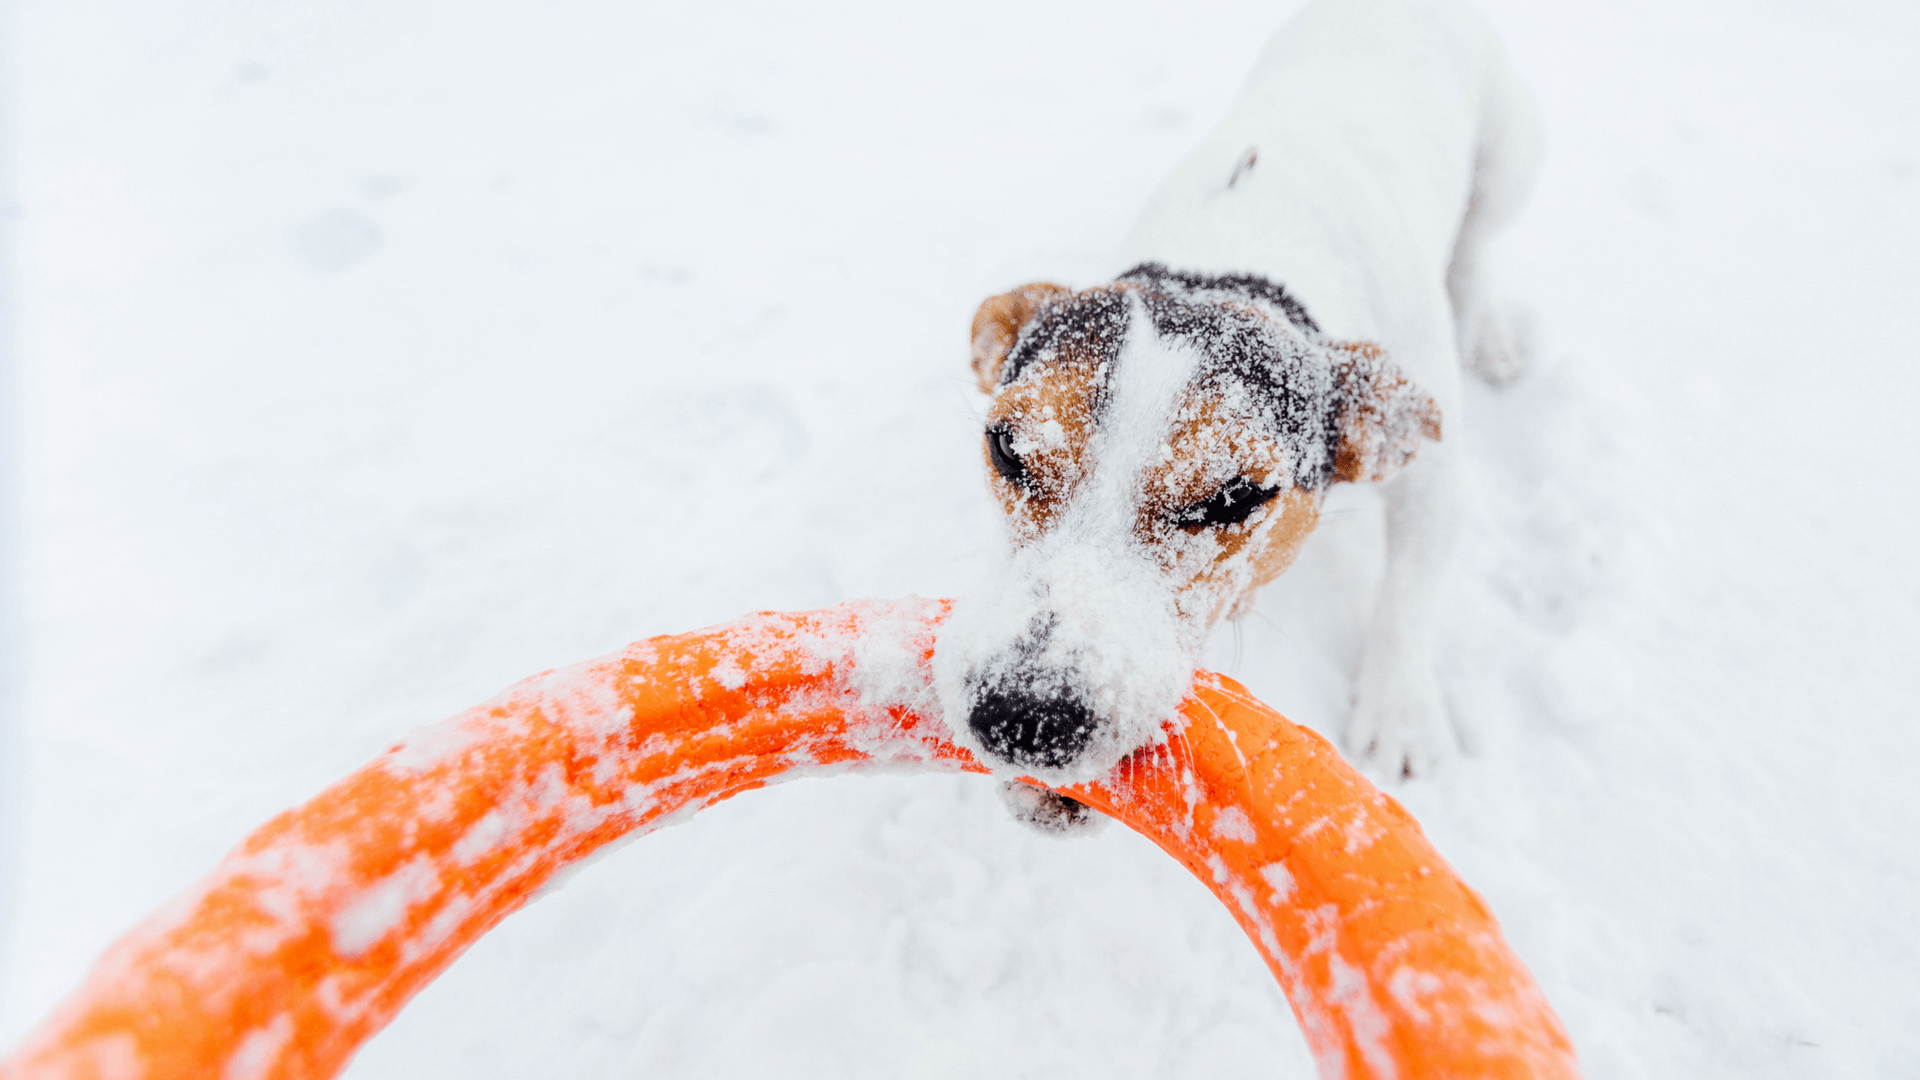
[
  {"left": 965, "top": 677, "right": 1099, "bottom": 771},
  {"left": 935, "top": 546, "right": 1195, "bottom": 781}
]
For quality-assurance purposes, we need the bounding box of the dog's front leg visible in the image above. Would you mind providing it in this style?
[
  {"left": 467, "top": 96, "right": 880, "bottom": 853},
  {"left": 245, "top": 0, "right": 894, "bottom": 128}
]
[{"left": 1346, "top": 439, "right": 1464, "bottom": 777}]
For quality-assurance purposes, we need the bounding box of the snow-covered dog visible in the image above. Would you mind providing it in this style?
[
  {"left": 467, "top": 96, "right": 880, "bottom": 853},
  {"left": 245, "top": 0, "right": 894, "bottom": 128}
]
[{"left": 933, "top": 0, "right": 1539, "bottom": 787}]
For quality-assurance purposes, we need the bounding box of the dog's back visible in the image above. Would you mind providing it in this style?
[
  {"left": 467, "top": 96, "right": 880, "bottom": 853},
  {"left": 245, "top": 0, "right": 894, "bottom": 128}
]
[
  {"left": 1117, "top": 0, "right": 1539, "bottom": 403},
  {"left": 947, "top": 0, "right": 1541, "bottom": 781},
  {"left": 1114, "top": 0, "right": 1540, "bottom": 775}
]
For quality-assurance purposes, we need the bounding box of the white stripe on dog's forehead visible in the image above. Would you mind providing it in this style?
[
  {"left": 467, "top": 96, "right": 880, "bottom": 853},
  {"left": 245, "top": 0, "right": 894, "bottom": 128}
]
[{"left": 1076, "top": 301, "right": 1199, "bottom": 525}]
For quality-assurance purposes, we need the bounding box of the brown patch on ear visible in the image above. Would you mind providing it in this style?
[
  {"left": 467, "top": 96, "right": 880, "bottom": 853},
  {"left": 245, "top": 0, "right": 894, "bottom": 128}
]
[
  {"left": 971, "top": 283, "right": 1069, "bottom": 393},
  {"left": 1328, "top": 341, "right": 1443, "bottom": 484}
]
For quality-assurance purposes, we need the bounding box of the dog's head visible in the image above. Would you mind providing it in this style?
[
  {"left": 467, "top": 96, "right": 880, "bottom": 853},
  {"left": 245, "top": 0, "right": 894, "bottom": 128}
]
[{"left": 933, "top": 264, "right": 1440, "bottom": 782}]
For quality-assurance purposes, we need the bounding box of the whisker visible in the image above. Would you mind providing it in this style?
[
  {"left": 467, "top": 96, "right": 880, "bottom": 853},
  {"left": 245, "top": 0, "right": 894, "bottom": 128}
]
[
  {"left": 1244, "top": 606, "right": 1304, "bottom": 646},
  {"left": 1314, "top": 506, "right": 1375, "bottom": 521}
]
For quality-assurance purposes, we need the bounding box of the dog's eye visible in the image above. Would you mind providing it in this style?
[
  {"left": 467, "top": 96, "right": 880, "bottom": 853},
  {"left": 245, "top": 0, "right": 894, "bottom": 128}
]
[
  {"left": 1172, "top": 477, "right": 1280, "bottom": 529},
  {"left": 986, "top": 425, "right": 1026, "bottom": 483}
]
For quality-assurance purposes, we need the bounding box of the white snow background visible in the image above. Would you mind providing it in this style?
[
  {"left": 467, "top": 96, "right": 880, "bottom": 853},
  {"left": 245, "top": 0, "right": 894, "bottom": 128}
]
[{"left": 3, "top": 0, "right": 1918, "bottom": 1076}]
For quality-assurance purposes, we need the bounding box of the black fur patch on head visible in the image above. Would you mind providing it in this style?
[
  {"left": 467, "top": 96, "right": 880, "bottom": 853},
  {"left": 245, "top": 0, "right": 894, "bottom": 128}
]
[
  {"left": 994, "top": 265, "right": 1343, "bottom": 489},
  {"left": 1125, "top": 266, "right": 1338, "bottom": 488},
  {"left": 998, "top": 286, "right": 1131, "bottom": 388},
  {"left": 1118, "top": 262, "right": 1320, "bottom": 336}
]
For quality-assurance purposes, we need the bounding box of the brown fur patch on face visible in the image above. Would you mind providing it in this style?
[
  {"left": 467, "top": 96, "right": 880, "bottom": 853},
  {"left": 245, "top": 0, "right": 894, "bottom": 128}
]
[
  {"left": 971, "top": 283, "right": 1070, "bottom": 393},
  {"left": 1174, "top": 487, "right": 1323, "bottom": 625},
  {"left": 983, "top": 357, "right": 1104, "bottom": 541},
  {"left": 1128, "top": 397, "right": 1326, "bottom": 624},
  {"left": 974, "top": 280, "right": 1430, "bottom": 635},
  {"left": 1135, "top": 391, "right": 1289, "bottom": 530},
  {"left": 1243, "top": 487, "right": 1322, "bottom": 588}
]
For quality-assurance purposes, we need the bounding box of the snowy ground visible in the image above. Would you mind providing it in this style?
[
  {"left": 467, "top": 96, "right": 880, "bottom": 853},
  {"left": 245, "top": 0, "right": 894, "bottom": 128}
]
[{"left": 4, "top": 0, "right": 1918, "bottom": 1076}]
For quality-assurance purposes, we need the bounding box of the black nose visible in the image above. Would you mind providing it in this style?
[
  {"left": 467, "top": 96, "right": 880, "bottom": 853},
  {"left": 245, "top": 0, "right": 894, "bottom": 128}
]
[{"left": 967, "top": 684, "right": 1098, "bottom": 770}]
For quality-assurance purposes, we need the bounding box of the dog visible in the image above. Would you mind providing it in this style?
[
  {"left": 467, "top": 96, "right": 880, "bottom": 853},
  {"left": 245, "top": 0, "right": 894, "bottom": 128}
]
[{"left": 932, "top": 0, "right": 1539, "bottom": 794}]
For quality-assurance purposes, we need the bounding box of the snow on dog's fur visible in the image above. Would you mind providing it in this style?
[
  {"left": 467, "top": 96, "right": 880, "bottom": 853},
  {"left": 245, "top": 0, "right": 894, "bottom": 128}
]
[
  {"left": 936, "top": 268, "right": 1438, "bottom": 784},
  {"left": 933, "top": 0, "right": 1539, "bottom": 786}
]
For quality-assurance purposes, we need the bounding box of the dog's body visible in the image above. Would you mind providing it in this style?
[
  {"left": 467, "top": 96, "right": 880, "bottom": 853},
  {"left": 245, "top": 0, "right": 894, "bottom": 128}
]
[{"left": 934, "top": 0, "right": 1539, "bottom": 783}]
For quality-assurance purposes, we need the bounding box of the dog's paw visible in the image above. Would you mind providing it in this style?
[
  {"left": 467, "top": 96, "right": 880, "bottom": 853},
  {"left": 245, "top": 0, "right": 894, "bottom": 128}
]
[
  {"left": 1465, "top": 300, "right": 1536, "bottom": 388},
  {"left": 998, "top": 780, "right": 1108, "bottom": 837},
  {"left": 1344, "top": 662, "right": 1458, "bottom": 780}
]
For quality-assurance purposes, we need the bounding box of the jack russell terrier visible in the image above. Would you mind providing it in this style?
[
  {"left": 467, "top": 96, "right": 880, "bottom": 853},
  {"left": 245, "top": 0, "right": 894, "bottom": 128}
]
[{"left": 932, "top": 0, "right": 1539, "bottom": 794}]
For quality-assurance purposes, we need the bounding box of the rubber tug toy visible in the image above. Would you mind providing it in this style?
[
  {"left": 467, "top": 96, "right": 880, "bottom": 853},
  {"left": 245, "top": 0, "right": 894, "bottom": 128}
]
[{"left": 0, "top": 598, "right": 1579, "bottom": 1080}]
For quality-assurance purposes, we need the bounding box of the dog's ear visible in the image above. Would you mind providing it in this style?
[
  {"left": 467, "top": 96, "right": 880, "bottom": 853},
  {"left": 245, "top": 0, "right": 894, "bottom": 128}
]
[
  {"left": 971, "top": 283, "right": 1069, "bottom": 392},
  {"left": 1328, "top": 341, "right": 1443, "bottom": 484}
]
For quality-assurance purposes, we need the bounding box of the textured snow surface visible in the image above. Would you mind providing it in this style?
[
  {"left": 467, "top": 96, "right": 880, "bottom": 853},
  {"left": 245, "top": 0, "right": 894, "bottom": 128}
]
[{"left": 3, "top": 0, "right": 1918, "bottom": 1077}]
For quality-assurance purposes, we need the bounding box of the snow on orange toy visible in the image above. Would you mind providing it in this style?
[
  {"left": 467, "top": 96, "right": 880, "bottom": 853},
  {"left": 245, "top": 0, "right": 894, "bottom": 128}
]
[{"left": 1, "top": 598, "right": 1578, "bottom": 1080}]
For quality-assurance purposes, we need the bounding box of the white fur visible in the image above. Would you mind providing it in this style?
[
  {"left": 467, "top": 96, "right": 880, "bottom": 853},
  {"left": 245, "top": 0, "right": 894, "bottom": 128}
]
[
  {"left": 1115, "top": 0, "right": 1540, "bottom": 774},
  {"left": 935, "top": 305, "right": 1208, "bottom": 784}
]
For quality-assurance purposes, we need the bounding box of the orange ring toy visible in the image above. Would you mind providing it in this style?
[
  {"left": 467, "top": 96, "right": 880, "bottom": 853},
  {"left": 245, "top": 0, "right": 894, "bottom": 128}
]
[{"left": 1, "top": 598, "right": 1577, "bottom": 1080}]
